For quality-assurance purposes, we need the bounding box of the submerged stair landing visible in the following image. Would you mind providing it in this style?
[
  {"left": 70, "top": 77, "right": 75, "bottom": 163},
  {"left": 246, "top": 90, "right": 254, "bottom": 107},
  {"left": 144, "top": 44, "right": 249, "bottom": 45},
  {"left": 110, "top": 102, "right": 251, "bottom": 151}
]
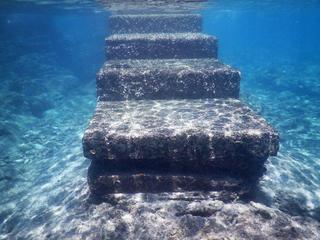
[{"left": 83, "top": 12, "right": 279, "bottom": 199}]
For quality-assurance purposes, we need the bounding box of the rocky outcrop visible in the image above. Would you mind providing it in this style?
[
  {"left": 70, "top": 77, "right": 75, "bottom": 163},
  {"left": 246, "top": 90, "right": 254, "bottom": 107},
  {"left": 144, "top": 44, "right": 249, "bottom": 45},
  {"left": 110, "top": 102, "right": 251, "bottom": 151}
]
[{"left": 87, "top": 193, "right": 320, "bottom": 240}]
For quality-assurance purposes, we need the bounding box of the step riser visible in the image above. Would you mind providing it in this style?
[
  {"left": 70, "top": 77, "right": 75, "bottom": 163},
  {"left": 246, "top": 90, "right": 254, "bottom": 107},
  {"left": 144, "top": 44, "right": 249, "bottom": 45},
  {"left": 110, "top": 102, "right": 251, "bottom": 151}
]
[
  {"left": 106, "top": 35, "right": 217, "bottom": 60},
  {"left": 88, "top": 163, "right": 254, "bottom": 196},
  {"left": 83, "top": 134, "right": 272, "bottom": 175},
  {"left": 97, "top": 68, "right": 240, "bottom": 101},
  {"left": 109, "top": 14, "right": 202, "bottom": 34},
  {"left": 84, "top": 122, "right": 276, "bottom": 161},
  {"left": 89, "top": 175, "right": 251, "bottom": 195},
  {"left": 85, "top": 158, "right": 266, "bottom": 180}
]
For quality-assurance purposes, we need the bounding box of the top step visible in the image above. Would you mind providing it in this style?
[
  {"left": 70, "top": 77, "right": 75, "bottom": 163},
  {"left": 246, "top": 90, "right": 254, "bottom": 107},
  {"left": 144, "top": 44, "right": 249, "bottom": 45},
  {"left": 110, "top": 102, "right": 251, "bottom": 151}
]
[{"left": 108, "top": 14, "right": 202, "bottom": 34}]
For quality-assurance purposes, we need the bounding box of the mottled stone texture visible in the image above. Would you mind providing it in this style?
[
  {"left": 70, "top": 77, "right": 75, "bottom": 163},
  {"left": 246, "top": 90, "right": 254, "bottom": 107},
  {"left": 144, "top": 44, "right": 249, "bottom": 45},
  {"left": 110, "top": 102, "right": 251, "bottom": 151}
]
[
  {"left": 106, "top": 33, "right": 217, "bottom": 60},
  {"left": 88, "top": 162, "right": 254, "bottom": 197},
  {"left": 109, "top": 14, "right": 202, "bottom": 34},
  {"left": 97, "top": 59, "right": 240, "bottom": 100},
  {"left": 88, "top": 194, "right": 320, "bottom": 240},
  {"left": 99, "top": 0, "right": 207, "bottom": 13},
  {"left": 83, "top": 99, "right": 279, "bottom": 180}
]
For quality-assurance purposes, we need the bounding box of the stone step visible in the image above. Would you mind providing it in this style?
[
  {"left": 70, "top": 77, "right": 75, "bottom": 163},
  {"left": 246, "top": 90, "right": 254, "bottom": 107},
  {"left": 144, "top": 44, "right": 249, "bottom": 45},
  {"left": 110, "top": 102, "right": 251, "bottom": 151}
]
[
  {"left": 97, "top": 58, "right": 240, "bottom": 101},
  {"left": 83, "top": 99, "right": 279, "bottom": 177},
  {"left": 108, "top": 14, "right": 202, "bottom": 34},
  {"left": 100, "top": 1, "right": 207, "bottom": 13},
  {"left": 106, "top": 33, "right": 217, "bottom": 60},
  {"left": 88, "top": 162, "right": 254, "bottom": 197}
]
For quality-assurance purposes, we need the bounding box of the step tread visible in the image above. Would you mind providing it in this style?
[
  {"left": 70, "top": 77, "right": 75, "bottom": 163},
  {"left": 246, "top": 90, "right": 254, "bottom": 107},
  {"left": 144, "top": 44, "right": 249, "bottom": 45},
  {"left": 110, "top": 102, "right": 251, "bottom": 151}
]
[
  {"left": 106, "top": 33, "right": 217, "bottom": 60},
  {"left": 109, "top": 14, "right": 202, "bottom": 34},
  {"left": 107, "top": 32, "right": 215, "bottom": 41},
  {"left": 83, "top": 99, "right": 279, "bottom": 163},
  {"left": 97, "top": 58, "right": 240, "bottom": 100}
]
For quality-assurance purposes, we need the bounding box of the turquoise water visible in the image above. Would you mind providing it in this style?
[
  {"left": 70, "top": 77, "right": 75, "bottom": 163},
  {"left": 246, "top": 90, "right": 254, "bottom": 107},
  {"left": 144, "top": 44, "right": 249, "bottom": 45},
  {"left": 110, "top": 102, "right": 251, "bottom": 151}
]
[
  {"left": 1, "top": 0, "right": 320, "bottom": 238},
  {"left": 203, "top": 2, "right": 320, "bottom": 217}
]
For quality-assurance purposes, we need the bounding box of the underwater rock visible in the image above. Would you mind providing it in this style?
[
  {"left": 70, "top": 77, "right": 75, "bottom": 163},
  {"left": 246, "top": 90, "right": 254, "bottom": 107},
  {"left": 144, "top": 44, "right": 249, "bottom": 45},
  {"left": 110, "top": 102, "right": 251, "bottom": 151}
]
[
  {"left": 97, "top": 58, "right": 240, "bottom": 100},
  {"left": 109, "top": 14, "right": 202, "bottom": 34},
  {"left": 85, "top": 194, "right": 320, "bottom": 240},
  {"left": 83, "top": 99, "right": 279, "bottom": 178},
  {"left": 106, "top": 33, "right": 217, "bottom": 60}
]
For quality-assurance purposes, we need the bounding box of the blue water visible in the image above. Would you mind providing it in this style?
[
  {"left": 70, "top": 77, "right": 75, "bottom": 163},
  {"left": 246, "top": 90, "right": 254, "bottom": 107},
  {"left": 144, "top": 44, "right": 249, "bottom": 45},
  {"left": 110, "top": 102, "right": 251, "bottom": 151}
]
[
  {"left": 1, "top": 0, "right": 320, "bottom": 238},
  {"left": 203, "top": 2, "right": 320, "bottom": 217}
]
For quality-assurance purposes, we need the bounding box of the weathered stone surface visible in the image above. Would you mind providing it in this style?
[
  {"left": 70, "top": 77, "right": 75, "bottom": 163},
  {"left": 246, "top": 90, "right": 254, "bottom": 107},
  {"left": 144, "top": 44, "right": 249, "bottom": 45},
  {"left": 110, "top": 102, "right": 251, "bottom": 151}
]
[
  {"left": 83, "top": 99, "right": 279, "bottom": 177},
  {"left": 106, "top": 33, "right": 217, "bottom": 60},
  {"left": 85, "top": 193, "right": 320, "bottom": 240},
  {"left": 99, "top": 0, "right": 207, "bottom": 13},
  {"left": 97, "top": 58, "right": 240, "bottom": 100},
  {"left": 109, "top": 14, "right": 202, "bottom": 34},
  {"left": 88, "top": 162, "right": 254, "bottom": 197}
]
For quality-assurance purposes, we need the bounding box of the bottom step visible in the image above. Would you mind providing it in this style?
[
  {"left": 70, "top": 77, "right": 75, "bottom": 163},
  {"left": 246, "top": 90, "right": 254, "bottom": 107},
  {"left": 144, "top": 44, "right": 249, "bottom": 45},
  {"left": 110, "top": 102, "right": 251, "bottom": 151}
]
[
  {"left": 88, "top": 163, "right": 255, "bottom": 200},
  {"left": 83, "top": 98, "right": 279, "bottom": 196}
]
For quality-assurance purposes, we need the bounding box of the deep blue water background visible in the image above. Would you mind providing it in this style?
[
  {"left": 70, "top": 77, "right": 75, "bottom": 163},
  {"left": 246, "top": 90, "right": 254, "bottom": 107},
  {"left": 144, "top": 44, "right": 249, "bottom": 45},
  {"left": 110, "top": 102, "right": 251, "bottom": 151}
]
[{"left": 1, "top": 1, "right": 320, "bottom": 238}]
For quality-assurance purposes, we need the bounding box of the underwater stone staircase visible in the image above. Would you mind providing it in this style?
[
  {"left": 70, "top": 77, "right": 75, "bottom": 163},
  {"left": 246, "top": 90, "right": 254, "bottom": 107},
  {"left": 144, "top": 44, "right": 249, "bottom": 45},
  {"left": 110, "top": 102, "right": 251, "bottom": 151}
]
[{"left": 83, "top": 13, "right": 279, "bottom": 199}]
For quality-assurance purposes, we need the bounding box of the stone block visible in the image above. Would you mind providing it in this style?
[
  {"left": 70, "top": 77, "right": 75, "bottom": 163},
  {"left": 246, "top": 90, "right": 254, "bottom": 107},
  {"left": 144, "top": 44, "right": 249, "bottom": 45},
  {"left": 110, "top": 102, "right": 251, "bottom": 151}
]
[
  {"left": 97, "top": 58, "right": 240, "bottom": 100},
  {"left": 108, "top": 14, "right": 202, "bottom": 34},
  {"left": 106, "top": 33, "right": 217, "bottom": 59}
]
